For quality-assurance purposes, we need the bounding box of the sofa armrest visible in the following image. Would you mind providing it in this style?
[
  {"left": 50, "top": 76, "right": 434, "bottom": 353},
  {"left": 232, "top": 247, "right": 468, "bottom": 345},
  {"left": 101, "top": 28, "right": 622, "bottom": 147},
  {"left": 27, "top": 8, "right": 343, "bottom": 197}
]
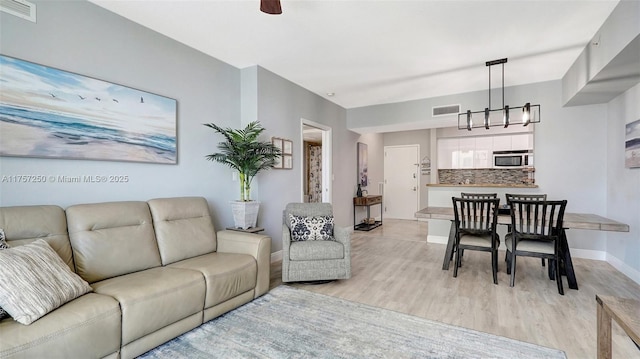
[{"left": 217, "top": 230, "right": 271, "bottom": 298}]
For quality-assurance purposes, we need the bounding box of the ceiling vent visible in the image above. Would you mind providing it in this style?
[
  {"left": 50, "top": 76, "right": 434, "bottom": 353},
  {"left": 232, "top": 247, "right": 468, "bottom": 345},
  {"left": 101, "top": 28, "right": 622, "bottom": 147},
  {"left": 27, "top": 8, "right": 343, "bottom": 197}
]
[
  {"left": 432, "top": 104, "right": 460, "bottom": 117},
  {"left": 0, "top": 0, "right": 36, "bottom": 23}
]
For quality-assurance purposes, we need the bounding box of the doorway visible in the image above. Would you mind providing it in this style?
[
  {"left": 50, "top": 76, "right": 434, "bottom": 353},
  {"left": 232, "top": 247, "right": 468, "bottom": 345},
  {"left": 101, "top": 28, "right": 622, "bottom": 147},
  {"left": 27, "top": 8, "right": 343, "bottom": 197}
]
[
  {"left": 383, "top": 145, "right": 419, "bottom": 219},
  {"left": 301, "top": 120, "right": 332, "bottom": 203}
]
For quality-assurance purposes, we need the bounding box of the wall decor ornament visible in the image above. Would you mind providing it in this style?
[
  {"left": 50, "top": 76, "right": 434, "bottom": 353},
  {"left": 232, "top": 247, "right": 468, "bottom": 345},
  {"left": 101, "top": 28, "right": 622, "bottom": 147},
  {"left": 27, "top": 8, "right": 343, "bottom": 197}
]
[
  {"left": 626, "top": 119, "right": 640, "bottom": 168},
  {"left": 272, "top": 137, "right": 293, "bottom": 169},
  {"left": 357, "top": 142, "right": 368, "bottom": 187},
  {"left": 0, "top": 55, "right": 177, "bottom": 164}
]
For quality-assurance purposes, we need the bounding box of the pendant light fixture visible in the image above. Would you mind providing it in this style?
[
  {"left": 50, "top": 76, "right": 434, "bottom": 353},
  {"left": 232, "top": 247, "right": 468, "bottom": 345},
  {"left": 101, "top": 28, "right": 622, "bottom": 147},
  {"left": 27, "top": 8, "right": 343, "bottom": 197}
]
[{"left": 458, "top": 58, "right": 540, "bottom": 130}]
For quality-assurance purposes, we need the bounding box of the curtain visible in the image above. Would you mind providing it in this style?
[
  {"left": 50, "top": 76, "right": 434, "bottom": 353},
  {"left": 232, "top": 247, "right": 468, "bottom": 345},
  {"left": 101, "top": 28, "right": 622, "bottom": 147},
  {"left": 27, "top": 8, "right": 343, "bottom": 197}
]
[{"left": 308, "top": 145, "right": 322, "bottom": 203}]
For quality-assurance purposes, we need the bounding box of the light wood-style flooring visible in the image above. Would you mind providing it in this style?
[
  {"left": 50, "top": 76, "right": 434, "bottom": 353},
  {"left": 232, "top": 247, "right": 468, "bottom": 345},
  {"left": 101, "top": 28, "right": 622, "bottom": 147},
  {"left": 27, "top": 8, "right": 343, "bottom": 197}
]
[{"left": 270, "top": 219, "right": 640, "bottom": 359}]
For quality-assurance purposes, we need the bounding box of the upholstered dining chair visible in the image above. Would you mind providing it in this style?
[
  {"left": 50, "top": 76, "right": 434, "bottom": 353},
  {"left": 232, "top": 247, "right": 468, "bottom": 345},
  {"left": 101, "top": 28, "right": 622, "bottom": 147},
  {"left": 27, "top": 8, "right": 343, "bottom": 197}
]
[
  {"left": 282, "top": 203, "right": 351, "bottom": 283},
  {"left": 451, "top": 197, "right": 501, "bottom": 284},
  {"left": 505, "top": 193, "right": 548, "bottom": 267},
  {"left": 506, "top": 199, "right": 568, "bottom": 295}
]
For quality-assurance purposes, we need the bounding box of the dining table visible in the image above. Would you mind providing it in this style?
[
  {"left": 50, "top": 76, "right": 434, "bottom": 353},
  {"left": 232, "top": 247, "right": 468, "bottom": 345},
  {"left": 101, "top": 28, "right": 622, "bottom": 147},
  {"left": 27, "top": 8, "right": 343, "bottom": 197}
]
[{"left": 415, "top": 206, "right": 630, "bottom": 290}]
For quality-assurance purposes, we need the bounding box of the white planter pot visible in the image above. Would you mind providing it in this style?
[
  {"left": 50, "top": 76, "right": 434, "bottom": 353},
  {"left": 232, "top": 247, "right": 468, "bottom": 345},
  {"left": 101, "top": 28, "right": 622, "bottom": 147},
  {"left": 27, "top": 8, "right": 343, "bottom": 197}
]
[{"left": 230, "top": 201, "right": 260, "bottom": 229}]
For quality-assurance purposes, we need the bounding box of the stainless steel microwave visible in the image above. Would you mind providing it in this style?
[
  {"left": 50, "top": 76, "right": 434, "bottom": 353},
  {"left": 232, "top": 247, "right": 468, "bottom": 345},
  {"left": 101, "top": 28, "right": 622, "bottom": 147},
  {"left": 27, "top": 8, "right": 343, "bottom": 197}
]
[{"left": 493, "top": 150, "right": 533, "bottom": 168}]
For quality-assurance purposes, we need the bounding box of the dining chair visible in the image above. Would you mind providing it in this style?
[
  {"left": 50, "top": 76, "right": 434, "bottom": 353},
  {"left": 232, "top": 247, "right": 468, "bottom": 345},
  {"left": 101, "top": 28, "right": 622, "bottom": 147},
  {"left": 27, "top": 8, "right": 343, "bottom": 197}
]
[
  {"left": 461, "top": 192, "right": 498, "bottom": 199},
  {"left": 505, "top": 193, "right": 548, "bottom": 267},
  {"left": 506, "top": 199, "right": 568, "bottom": 295},
  {"left": 451, "top": 197, "right": 501, "bottom": 284},
  {"left": 447, "top": 193, "right": 498, "bottom": 264}
]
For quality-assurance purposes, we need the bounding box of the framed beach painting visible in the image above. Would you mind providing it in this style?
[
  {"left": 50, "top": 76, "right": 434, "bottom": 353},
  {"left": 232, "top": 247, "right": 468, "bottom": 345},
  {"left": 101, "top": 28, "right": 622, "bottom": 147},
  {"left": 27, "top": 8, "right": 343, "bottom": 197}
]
[
  {"left": 0, "top": 55, "right": 177, "bottom": 164},
  {"left": 626, "top": 119, "right": 640, "bottom": 168}
]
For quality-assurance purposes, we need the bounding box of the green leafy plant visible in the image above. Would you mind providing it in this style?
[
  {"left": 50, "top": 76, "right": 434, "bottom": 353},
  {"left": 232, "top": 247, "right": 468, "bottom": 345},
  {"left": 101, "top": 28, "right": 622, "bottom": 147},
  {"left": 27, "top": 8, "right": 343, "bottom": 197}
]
[{"left": 205, "top": 121, "right": 281, "bottom": 201}]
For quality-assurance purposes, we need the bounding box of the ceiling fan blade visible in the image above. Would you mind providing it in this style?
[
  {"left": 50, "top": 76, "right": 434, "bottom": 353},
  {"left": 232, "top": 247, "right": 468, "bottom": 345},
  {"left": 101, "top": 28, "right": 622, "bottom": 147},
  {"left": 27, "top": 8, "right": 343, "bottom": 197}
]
[{"left": 260, "top": 0, "right": 282, "bottom": 15}]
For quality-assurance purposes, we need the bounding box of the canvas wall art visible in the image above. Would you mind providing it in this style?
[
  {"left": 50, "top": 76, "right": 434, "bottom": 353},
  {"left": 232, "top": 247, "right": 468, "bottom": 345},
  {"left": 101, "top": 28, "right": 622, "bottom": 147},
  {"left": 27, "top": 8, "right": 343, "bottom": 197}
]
[
  {"left": 357, "top": 142, "right": 368, "bottom": 187},
  {"left": 625, "top": 119, "right": 640, "bottom": 168},
  {"left": 0, "top": 55, "right": 177, "bottom": 164}
]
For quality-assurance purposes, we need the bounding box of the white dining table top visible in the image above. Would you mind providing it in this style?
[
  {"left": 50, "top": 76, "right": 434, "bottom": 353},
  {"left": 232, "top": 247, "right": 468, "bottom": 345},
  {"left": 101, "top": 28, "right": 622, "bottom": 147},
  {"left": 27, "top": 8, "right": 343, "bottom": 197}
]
[{"left": 415, "top": 207, "right": 630, "bottom": 232}]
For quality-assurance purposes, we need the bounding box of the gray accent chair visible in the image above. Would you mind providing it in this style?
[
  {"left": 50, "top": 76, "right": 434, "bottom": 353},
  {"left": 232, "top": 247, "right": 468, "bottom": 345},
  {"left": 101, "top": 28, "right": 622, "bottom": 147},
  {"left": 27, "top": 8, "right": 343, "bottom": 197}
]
[{"left": 282, "top": 203, "right": 351, "bottom": 282}]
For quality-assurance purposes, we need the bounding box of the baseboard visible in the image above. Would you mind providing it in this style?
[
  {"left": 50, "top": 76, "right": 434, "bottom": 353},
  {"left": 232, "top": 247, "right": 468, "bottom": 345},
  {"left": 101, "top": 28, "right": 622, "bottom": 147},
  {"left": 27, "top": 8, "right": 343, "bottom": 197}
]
[
  {"left": 570, "top": 248, "right": 606, "bottom": 261},
  {"left": 271, "top": 250, "right": 282, "bottom": 263},
  {"left": 427, "top": 235, "right": 449, "bottom": 244},
  {"left": 606, "top": 253, "right": 640, "bottom": 285}
]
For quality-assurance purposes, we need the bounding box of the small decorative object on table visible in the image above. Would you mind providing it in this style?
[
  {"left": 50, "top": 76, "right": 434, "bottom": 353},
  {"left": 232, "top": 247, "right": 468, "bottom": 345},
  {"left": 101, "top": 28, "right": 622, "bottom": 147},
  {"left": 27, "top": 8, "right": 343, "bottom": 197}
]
[{"left": 356, "top": 183, "right": 363, "bottom": 197}]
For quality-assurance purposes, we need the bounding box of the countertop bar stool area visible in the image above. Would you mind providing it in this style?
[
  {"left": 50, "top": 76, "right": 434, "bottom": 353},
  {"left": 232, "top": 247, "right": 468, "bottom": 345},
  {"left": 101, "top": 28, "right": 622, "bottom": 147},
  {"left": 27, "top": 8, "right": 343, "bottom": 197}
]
[
  {"left": 506, "top": 199, "right": 568, "bottom": 295},
  {"left": 451, "top": 196, "right": 501, "bottom": 284}
]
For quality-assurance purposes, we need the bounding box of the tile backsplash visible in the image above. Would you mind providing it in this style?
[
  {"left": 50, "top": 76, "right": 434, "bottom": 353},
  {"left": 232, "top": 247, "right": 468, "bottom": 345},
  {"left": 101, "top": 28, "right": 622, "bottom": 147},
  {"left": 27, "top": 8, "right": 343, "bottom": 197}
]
[{"left": 439, "top": 168, "right": 534, "bottom": 185}]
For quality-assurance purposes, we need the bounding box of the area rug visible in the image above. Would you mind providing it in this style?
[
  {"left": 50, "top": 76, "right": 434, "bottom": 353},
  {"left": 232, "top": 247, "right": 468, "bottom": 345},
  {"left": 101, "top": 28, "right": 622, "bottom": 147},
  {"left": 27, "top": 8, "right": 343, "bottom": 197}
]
[{"left": 138, "top": 286, "right": 566, "bottom": 359}]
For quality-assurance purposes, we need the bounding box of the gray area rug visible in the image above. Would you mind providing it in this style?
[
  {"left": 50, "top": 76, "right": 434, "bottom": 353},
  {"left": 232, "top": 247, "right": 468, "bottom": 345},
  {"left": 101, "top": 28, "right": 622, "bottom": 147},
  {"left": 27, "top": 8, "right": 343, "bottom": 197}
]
[{"left": 138, "top": 285, "right": 566, "bottom": 359}]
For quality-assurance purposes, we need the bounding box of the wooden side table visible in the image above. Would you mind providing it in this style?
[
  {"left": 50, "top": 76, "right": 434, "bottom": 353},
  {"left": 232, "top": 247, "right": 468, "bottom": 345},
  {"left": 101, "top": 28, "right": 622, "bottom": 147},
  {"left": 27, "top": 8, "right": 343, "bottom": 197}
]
[
  {"left": 353, "top": 195, "right": 383, "bottom": 231},
  {"left": 596, "top": 294, "right": 640, "bottom": 359},
  {"left": 225, "top": 227, "right": 265, "bottom": 233}
]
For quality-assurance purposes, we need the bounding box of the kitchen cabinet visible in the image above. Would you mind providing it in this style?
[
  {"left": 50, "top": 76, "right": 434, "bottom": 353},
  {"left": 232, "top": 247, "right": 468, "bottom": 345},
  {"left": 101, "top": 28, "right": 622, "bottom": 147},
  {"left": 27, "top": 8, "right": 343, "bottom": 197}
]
[
  {"left": 436, "top": 133, "right": 533, "bottom": 169},
  {"left": 458, "top": 138, "right": 475, "bottom": 168},
  {"left": 492, "top": 135, "right": 512, "bottom": 151},
  {"left": 511, "top": 133, "right": 533, "bottom": 150},
  {"left": 474, "top": 136, "right": 493, "bottom": 168},
  {"left": 437, "top": 138, "right": 459, "bottom": 169}
]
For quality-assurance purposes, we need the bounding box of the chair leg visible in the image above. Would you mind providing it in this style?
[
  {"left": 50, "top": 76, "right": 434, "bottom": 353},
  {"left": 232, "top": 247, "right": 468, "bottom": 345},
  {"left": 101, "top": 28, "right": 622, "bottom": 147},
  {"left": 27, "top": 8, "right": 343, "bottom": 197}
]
[
  {"left": 492, "top": 250, "right": 498, "bottom": 285},
  {"left": 506, "top": 250, "right": 511, "bottom": 275},
  {"left": 548, "top": 259, "right": 555, "bottom": 280},
  {"left": 453, "top": 246, "right": 460, "bottom": 278},
  {"left": 509, "top": 254, "right": 517, "bottom": 287},
  {"left": 555, "top": 256, "right": 564, "bottom": 295},
  {"left": 542, "top": 258, "right": 546, "bottom": 267}
]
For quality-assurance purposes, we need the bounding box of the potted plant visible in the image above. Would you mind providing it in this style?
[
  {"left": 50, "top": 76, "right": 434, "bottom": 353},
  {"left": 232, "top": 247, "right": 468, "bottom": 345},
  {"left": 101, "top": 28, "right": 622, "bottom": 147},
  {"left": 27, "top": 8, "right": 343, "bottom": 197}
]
[{"left": 204, "top": 121, "right": 281, "bottom": 229}]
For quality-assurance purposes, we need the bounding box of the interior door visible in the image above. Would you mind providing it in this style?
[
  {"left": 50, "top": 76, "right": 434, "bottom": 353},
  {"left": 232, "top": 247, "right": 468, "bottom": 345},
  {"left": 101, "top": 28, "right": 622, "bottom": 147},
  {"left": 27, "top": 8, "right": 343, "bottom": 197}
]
[{"left": 383, "top": 145, "right": 419, "bottom": 220}]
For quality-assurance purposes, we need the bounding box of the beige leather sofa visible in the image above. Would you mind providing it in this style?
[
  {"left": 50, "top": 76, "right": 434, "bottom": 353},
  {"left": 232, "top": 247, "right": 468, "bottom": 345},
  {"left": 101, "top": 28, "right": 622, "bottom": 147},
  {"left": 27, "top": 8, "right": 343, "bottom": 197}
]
[{"left": 0, "top": 197, "right": 271, "bottom": 359}]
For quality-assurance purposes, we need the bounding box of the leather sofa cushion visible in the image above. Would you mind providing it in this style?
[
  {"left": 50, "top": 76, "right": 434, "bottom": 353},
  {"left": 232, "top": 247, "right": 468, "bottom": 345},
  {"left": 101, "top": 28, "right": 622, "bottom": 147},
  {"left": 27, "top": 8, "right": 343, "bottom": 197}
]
[
  {"left": 0, "top": 293, "right": 121, "bottom": 359},
  {"left": 0, "top": 205, "right": 74, "bottom": 270},
  {"left": 66, "top": 201, "right": 162, "bottom": 283},
  {"left": 148, "top": 197, "right": 216, "bottom": 265},
  {"left": 289, "top": 240, "right": 345, "bottom": 261},
  {"left": 169, "top": 252, "right": 256, "bottom": 308},
  {"left": 91, "top": 266, "right": 205, "bottom": 346}
]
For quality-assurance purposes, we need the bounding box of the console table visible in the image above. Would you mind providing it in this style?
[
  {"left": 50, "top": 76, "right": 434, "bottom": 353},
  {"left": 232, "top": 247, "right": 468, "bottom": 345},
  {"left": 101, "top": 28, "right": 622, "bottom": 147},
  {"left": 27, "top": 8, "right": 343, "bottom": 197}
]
[{"left": 353, "top": 195, "right": 383, "bottom": 231}]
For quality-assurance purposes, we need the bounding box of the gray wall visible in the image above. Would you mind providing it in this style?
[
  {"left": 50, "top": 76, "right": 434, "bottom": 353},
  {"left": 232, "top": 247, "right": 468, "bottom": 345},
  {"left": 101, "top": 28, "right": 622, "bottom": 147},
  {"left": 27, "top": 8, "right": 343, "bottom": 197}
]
[
  {"left": 0, "top": 1, "right": 241, "bottom": 230},
  {"left": 0, "top": 1, "right": 358, "bottom": 256},
  {"left": 251, "top": 66, "right": 357, "bottom": 252},
  {"left": 606, "top": 83, "right": 640, "bottom": 283}
]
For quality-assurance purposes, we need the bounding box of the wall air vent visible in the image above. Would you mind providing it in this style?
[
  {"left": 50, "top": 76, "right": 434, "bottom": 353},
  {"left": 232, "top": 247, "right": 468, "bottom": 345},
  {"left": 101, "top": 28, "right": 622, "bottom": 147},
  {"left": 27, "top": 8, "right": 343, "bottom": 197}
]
[
  {"left": 432, "top": 104, "right": 461, "bottom": 117},
  {"left": 0, "top": 0, "right": 36, "bottom": 23}
]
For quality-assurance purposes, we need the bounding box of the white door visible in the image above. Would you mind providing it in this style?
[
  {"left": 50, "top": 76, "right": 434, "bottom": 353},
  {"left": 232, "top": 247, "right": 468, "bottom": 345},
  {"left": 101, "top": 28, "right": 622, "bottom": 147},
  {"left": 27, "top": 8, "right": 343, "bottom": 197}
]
[{"left": 384, "top": 145, "right": 419, "bottom": 220}]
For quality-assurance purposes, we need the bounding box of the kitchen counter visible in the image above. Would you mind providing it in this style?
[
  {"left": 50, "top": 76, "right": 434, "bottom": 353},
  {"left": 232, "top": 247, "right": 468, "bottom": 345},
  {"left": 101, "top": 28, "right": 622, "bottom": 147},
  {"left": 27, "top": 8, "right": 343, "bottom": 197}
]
[{"left": 427, "top": 183, "right": 538, "bottom": 188}]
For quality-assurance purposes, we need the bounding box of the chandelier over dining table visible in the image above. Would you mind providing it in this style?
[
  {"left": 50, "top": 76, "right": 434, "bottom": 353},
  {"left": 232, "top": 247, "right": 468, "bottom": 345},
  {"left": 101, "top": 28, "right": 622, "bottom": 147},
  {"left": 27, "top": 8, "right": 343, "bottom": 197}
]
[{"left": 458, "top": 58, "right": 541, "bottom": 131}]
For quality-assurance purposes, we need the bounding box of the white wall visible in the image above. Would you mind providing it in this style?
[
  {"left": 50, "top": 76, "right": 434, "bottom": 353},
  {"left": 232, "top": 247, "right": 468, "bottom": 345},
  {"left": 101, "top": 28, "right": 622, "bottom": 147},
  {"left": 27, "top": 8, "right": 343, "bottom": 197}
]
[{"left": 606, "top": 83, "right": 640, "bottom": 284}]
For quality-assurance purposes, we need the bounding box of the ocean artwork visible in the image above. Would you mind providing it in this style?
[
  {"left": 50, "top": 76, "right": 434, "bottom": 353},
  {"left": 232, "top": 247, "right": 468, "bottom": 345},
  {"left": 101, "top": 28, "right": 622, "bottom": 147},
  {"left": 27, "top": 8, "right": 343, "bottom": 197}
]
[
  {"left": 0, "top": 55, "right": 177, "bottom": 164},
  {"left": 626, "top": 119, "right": 640, "bottom": 168}
]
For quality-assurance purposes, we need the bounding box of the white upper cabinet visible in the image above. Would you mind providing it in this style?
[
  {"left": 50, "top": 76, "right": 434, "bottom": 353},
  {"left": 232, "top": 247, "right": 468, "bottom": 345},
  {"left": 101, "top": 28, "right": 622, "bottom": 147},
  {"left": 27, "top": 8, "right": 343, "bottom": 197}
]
[
  {"left": 437, "top": 138, "right": 459, "bottom": 169},
  {"left": 492, "top": 135, "right": 512, "bottom": 151},
  {"left": 436, "top": 132, "right": 534, "bottom": 169},
  {"left": 511, "top": 133, "right": 533, "bottom": 150},
  {"left": 474, "top": 136, "right": 493, "bottom": 168},
  {"left": 458, "top": 138, "right": 475, "bottom": 168}
]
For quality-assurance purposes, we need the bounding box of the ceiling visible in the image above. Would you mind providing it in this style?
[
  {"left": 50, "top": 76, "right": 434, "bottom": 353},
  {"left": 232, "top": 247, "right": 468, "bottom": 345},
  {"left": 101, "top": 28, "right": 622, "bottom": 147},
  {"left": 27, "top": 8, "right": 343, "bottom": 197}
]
[{"left": 89, "top": 0, "right": 619, "bottom": 110}]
